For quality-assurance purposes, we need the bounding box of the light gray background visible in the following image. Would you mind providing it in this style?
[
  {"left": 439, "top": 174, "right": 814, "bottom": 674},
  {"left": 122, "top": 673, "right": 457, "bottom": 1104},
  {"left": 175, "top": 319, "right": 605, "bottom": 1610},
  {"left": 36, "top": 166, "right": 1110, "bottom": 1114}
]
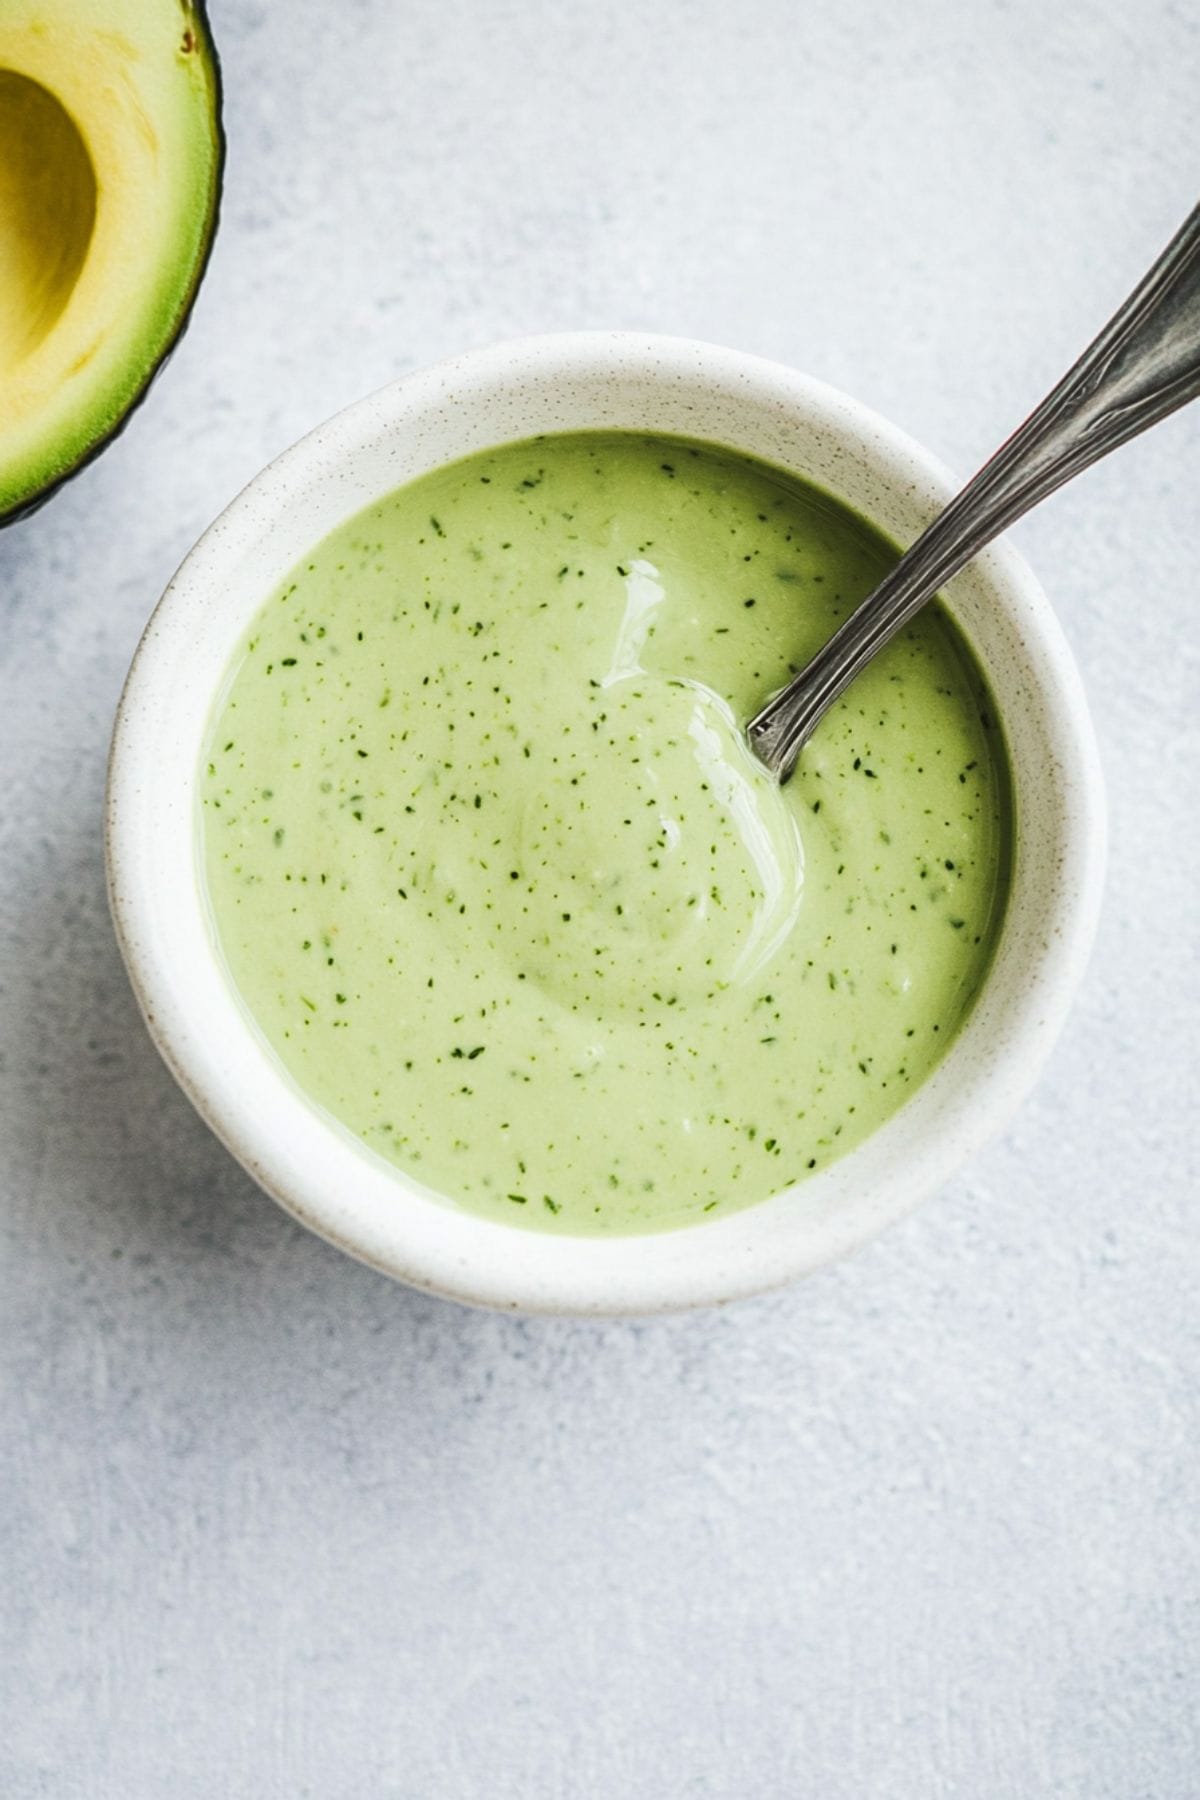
[{"left": 3, "top": 1, "right": 1198, "bottom": 1793}]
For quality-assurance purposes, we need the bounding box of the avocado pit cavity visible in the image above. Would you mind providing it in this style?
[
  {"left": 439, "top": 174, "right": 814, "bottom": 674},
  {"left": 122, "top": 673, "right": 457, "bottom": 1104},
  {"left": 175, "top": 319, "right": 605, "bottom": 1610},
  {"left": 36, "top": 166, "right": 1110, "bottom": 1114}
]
[{"left": 0, "top": 74, "right": 96, "bottom": 370}]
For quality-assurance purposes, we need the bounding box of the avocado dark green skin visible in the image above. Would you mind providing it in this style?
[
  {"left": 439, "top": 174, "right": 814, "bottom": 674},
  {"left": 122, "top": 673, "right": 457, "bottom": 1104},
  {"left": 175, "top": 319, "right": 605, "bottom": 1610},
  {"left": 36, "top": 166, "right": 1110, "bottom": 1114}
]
[{"left": 0, "top": 0, "right": 226, "bottom": 530}]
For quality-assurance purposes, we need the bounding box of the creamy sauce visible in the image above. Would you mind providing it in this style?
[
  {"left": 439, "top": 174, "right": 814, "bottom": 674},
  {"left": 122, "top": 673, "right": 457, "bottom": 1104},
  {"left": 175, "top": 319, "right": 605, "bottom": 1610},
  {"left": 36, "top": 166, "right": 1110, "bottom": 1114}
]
[{"left": 201, "top": 433, "right": 1012, "bottom": 1233}]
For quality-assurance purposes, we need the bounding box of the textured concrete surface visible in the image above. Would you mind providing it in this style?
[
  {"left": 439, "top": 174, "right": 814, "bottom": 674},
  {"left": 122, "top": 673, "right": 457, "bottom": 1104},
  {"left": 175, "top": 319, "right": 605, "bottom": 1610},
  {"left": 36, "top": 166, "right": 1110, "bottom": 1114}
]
[{"left": 2, "top": 0, "right": 1198, "bottom": 1793}]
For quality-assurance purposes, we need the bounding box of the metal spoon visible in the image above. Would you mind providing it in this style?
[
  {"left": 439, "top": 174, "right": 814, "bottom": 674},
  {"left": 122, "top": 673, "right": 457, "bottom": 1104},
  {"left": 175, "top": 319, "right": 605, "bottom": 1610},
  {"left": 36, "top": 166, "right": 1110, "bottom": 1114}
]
[{"left": 748, "top": 199, "right": 1200, "bottom": 783}]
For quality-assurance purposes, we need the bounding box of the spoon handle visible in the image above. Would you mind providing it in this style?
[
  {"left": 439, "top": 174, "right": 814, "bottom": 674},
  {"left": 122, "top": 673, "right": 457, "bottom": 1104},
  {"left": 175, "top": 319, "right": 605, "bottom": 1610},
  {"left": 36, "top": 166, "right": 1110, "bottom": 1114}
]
[{"left": 749, "top": 199, "right": 1200, "bottom": 781}]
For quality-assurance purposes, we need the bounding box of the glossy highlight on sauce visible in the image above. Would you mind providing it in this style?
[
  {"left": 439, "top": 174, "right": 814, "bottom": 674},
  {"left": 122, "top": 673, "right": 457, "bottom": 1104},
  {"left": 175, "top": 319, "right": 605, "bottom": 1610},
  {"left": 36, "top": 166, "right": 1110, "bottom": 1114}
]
[{"left": 201, "top": 433, "right": 1013, "bottom": 1234}]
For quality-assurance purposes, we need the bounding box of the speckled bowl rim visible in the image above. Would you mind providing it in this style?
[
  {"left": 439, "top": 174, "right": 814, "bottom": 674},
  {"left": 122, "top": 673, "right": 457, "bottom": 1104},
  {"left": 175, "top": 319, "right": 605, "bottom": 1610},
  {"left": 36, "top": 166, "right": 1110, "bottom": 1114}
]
[{"left": 106, "top": 332, "right": 1106, "bottom": 1315}]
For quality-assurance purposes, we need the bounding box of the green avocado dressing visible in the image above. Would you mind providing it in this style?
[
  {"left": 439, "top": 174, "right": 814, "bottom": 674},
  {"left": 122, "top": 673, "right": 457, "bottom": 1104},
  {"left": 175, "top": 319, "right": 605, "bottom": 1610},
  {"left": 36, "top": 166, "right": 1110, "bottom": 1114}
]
[{"left": 201, "top": 432, "right": 1012, "bottom": 1234}]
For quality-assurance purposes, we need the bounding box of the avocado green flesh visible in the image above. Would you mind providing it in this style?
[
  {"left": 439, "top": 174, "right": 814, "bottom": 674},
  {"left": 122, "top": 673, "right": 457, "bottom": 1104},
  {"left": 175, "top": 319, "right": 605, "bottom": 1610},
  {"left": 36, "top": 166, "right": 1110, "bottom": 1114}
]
[
  {"left": 202, "top": 433, "right": 1013, "bottom": 1235},
  {"left": 0, "top": 0, "right": 223, "bottom": 524}
]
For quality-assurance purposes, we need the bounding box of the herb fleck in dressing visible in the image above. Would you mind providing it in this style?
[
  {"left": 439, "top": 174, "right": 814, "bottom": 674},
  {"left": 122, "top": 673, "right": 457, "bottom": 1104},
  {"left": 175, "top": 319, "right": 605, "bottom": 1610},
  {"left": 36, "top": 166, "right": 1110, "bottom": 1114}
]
[{"left": 202, "top": 433, "right": 1012, "bottom": 1233}]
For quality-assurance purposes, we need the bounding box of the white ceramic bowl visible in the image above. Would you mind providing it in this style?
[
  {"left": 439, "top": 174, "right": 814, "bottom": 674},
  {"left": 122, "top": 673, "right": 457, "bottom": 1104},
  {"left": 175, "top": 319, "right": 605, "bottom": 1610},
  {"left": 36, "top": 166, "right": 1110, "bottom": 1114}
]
[{"left": 106, "top": 333, "right": 1105, "bottom": 1314}]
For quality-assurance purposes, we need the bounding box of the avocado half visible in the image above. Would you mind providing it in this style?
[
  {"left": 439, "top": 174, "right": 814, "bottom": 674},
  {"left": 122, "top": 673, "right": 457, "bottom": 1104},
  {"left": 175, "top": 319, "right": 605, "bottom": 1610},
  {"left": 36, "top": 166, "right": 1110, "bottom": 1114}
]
[{"left": 0, "top": 0, "right": 223, "bottom": 524}]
